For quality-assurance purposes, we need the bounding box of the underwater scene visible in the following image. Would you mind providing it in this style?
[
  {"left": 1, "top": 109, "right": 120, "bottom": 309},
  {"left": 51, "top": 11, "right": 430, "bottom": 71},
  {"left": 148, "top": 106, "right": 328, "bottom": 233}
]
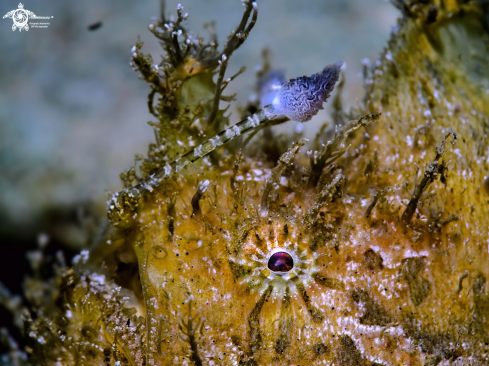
[{"left": 1, "top": 0, "right": 489, "bottom": 365}]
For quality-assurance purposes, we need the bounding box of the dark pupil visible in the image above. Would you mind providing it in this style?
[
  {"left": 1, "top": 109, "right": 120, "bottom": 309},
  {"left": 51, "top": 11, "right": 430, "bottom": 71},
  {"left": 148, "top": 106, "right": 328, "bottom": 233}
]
[{"left": 268, "top": 252, "right": 294, "bottom": 272}]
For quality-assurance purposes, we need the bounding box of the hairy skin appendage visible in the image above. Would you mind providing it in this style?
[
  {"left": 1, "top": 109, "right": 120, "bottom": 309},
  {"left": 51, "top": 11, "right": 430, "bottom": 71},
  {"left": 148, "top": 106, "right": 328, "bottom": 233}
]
[{"left": 2, "top": 1, "right": 489, "bottom": 365}]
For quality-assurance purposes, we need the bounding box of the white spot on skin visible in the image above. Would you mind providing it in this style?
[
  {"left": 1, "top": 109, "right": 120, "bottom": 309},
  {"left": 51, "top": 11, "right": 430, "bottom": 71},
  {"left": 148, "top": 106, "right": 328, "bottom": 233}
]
[
  {"left": 199, "top": 180, "right": 210, "bottom": 193},
  {"left": 225, "top": 129, "right": 235, "bottom": 139},
  {"left": 405, "top": 135, "right": 413, "bottom": 147},
  {"left": 194, "top": 145, "right": 203, "bottom": 157},
  {"left": 72, "top": 250, "right": 89, "bottom": 265},
  {"left": 91, "top": 273, "right": 106, "bottom": 285},
  {"left": 248, "top": 114, "right": 260, "bottom": 127},
  {"left": 164, "top": 163, "right": 172, "bottom": 176}
]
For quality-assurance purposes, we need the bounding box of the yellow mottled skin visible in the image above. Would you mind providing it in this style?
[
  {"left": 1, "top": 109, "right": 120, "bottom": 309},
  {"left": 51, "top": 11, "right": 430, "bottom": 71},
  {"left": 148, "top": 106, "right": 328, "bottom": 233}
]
[
  {"left": 12, "top": 1, "right": 489, "bottom": 365},
  {"left": 125, "top": 2, "right": 489, "bottom": 365}
]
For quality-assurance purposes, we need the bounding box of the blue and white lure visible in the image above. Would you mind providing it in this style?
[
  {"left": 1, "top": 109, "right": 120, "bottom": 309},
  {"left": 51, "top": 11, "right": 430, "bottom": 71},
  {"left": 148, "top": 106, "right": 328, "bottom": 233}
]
[{"left": 269, "top": 61, "right": 343, "bottom": 122}]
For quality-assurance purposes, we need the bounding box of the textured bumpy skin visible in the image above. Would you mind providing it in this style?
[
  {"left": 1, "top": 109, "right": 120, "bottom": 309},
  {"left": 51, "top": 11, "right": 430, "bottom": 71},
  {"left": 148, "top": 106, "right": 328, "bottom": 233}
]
[
  {"left": 10, "top": 1, "right": 489, "bottom": 365},
  {"left": 124, "top": 3, "right": 489, "bottom": 365},
  {"left": 274, "top": 61, "right": 343, "bottom": 122},
  {"left": 125, "top": 5, "right": 489, "bottom": 363}
]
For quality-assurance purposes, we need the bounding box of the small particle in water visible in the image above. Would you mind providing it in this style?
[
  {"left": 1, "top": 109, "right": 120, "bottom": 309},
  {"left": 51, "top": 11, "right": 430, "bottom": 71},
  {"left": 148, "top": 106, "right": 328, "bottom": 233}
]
[
  {"left": 268, "top": 251, "right": 294, "bottom": 272},
  {"left": 87, "top": 21, "right": 103, "bottom": 31}
]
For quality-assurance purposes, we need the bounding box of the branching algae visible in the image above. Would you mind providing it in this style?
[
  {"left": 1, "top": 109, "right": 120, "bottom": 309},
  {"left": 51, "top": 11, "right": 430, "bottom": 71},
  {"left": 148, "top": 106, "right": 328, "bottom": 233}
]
[{"left": 2, "top": 0, "right": 489, "bottom": 365}]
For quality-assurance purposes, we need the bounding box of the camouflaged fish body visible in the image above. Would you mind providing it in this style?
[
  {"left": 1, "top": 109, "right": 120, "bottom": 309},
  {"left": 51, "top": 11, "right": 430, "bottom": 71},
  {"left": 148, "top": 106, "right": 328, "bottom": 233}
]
[
  {"left": 7, "top": 1, "right": 489, "bottom": 365},
  {"left": 112, "top": 2, "right": 489, "bottom": 363}
]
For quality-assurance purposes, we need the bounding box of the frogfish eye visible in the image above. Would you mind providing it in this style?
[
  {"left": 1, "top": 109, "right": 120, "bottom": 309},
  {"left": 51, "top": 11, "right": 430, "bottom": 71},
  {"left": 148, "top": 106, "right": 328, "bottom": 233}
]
[{"left": 268, "top": 251, "right": 294, "bottom": 272}]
